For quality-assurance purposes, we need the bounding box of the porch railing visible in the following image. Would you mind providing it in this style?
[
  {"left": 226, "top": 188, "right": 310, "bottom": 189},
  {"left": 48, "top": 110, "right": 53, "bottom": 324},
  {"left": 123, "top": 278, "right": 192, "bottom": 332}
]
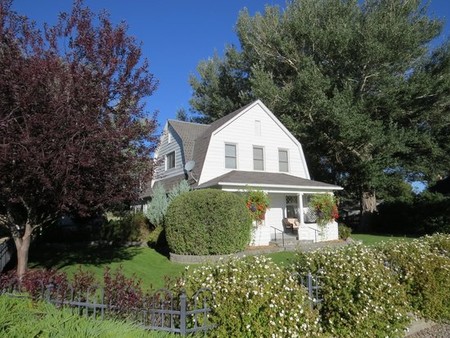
[
  {"left": 303, "top": 225, "right": 320, "bottom": 243},
  {"left": 270, "top": 226, "right": 285, "bottom": 247}
]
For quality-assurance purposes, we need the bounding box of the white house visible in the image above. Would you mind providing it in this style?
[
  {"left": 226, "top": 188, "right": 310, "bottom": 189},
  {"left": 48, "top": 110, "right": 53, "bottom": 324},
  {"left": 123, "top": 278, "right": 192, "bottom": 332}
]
[{"left": 143, "top": 100, "right": 342, "bottom": 246}]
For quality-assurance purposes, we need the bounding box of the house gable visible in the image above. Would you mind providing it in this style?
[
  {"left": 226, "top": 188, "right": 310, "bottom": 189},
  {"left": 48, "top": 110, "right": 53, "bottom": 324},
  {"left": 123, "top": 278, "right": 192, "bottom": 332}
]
[
  {"left": 152, "top": 122, "right": 185, "bottom": 187},
  {"left": 197, "top": 100, "right": 310, "bottom": 185},
  {"left": 150, "top": 120, "right": 209, "bottom": 191}
]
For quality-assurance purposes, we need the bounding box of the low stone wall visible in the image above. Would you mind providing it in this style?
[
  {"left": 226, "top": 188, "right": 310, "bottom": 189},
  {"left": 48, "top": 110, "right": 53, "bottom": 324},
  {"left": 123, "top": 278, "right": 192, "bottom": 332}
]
[
  {"left": 170, "top": 240, "right": 351, "bottom": 264},
  {"left": 169, "top": 246, "right": 284, "bottom": 264}
]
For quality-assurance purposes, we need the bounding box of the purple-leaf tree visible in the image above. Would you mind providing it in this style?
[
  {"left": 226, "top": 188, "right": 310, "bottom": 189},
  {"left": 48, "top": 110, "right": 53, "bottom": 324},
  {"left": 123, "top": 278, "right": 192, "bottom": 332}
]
[{"left": 0, "top": 0, "right": 158, "bottom": 278}]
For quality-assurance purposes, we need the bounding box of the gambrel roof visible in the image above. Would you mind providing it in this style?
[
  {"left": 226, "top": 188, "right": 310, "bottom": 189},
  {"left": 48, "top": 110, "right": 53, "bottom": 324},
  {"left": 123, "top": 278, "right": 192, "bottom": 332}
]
[
  {"left": 167, "top": 120, "right": 209, "bottom": 162},
  {"left": 190, "top": 101, "right": 254, "bottom": 184},
  {"left": 143, "top": 99, "right": 342, "bottom": 198}
]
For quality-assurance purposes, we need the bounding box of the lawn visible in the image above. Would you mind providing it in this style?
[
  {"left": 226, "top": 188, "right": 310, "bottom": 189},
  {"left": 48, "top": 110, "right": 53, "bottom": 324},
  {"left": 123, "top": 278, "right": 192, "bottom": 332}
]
[
  {"left": 29, "top": 245, "right": 297, "bottom": 289},
  {"left": 350, "top": 233, "right": 415, "bottom": 245},
  {"left": 28, "top": 233, "right": 414, "bottom": 289},
  {"left": 265, "top": 250, "right": 297, "bottom": 265},
  {"left": 29, "top": 245, "right": 188, "bottom": 290}
]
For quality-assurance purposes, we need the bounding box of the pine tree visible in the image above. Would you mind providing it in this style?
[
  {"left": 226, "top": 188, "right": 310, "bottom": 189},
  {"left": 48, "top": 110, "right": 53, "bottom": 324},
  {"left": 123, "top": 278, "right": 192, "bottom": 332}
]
[{"left": 189, "top": 0, "right": 449, "bottom": 230}]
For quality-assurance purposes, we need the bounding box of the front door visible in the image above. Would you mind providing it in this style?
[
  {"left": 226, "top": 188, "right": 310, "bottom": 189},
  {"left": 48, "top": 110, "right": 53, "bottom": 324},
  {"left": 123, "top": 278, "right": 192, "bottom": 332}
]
[{"left": 285, "top": 195, "right": 299, "bottom": 218}]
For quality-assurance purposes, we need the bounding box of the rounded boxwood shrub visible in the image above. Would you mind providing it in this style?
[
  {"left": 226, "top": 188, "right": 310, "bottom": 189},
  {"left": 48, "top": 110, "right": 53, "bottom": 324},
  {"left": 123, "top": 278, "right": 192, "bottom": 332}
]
[{"left": 165, "top": 189, "right": 252, "bottom": 255}]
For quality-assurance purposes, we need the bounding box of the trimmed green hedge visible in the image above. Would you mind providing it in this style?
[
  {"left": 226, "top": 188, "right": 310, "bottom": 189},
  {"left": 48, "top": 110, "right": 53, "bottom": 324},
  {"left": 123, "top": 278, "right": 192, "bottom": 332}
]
[
  {"left": 165, "top": 189, "right": 252, "bottom": 255},
  {"left": 374, "top": 192, "right": 450, "bottom": 235}
]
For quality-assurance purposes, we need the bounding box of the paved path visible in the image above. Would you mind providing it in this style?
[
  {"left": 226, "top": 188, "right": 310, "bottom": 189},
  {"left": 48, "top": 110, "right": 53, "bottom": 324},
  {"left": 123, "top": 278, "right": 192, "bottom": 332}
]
[{"left": 406, "top": 323, "right": 450, "bottom": 337}]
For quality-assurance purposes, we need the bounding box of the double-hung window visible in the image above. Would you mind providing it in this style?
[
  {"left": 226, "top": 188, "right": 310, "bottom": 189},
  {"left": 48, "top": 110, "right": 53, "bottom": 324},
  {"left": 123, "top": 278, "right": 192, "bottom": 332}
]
[
  {"left": 225, "top": 143, "right": 237, "bottom": 169},
  {"left": 166, "top": 151, "right": 175, "bottom": 170},
  {"left": 253, "top": 146, "right": 264, "bottom": 171},
  {"left": 278, "top": 149, "right": 289, "bottom": 172}
]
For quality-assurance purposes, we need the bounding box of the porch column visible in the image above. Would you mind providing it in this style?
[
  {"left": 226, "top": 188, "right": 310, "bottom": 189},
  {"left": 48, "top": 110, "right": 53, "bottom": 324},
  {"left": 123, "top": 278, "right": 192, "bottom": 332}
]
[{"left": 298, "top": 193, "right": 304, "bottom": 225}]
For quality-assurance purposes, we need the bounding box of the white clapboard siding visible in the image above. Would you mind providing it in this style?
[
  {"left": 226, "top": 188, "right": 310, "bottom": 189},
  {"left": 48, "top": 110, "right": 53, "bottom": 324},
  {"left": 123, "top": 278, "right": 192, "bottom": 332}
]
[{"left": 199, "top": 102, "right": 309, "bottom": 185}]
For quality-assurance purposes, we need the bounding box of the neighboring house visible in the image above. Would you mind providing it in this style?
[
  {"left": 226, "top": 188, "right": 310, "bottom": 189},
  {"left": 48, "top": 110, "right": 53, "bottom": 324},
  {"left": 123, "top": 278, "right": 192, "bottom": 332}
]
[{"left": 141, "top": 100, "right": 342, "bottom": 245}]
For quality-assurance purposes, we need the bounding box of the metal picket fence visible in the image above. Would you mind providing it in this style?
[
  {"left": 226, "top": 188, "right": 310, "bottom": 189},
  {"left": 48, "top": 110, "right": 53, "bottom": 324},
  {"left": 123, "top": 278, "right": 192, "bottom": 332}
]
[
  {"left": 1, "top": 271, "right": 321, "bottom": 335},
  {"left": 1, "top": 282, "right": 215, "bottom": 336},
  {"left": 297, "top": 271, "right": 323, "bottom": 308}
]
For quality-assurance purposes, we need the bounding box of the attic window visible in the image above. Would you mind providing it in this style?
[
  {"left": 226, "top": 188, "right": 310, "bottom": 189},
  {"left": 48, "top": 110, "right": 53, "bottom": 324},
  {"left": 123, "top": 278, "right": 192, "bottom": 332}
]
[
  {"left": 255, "top": 120, "right": 261, "bottom": 136},
  {"left": 168, "top": 132, "right": 172, "bottom": 143},
  {"left": 166, "top": 151, "right": 175, "bottom": 170}
]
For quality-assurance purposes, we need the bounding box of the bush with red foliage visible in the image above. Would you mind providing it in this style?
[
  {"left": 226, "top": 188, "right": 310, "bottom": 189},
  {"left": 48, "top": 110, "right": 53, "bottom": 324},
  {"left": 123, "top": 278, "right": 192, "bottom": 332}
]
[
  {"left": 0, "top": 265, "right": 158, "bottom": 320},
  {"left": 0, "top": 268, "right": 68, "bottom": 300},
  {"left": 103, "top": 266, "right": 148, "bottom": 316},
  {"left": 0, "top": 0, "right": 158, "bottom": 278},
  {"left": 71, "top": 266, "right": 98, "bottom": 298}
]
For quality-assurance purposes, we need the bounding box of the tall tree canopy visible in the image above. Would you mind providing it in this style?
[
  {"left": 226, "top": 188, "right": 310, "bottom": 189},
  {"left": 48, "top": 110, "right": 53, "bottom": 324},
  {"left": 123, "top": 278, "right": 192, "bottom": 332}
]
[
  {"left": 0, "top": 0, "right": 158, "bottom": 276},
  {"left": 189, "top": 0, "right": 450, "bottom": 228}
]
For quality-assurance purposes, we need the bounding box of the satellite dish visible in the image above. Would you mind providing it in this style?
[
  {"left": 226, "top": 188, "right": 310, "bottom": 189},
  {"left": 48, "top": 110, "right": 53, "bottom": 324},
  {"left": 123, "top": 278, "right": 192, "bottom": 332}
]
[{"left": 184, "top": 160, "right": 195, "bottom": 172}]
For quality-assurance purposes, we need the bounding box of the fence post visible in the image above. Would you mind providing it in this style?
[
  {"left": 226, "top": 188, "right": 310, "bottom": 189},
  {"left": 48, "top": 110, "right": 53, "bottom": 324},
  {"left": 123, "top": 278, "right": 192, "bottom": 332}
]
[
  {"left": 307, "top": 273, "right": 313, "bottom": 309},
  {"left": 180, "top": 292, "right": 187, "bottom": 336}
]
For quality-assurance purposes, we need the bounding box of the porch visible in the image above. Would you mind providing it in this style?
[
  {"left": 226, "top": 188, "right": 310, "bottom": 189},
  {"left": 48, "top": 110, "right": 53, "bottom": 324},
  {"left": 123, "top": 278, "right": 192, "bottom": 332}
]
[
  {"left": 250, "top": 192, "right": 339, "bottom": 246},
  {"left": 269, "top": 222, "right": 323, "bottom": 245}
]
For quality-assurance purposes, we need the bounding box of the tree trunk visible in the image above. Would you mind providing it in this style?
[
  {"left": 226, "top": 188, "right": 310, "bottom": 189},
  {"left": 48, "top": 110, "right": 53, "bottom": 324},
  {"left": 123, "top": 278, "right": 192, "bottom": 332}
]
[
  {"left": 13, "top": 222, "right": 33, "bottom": 279},
  {"left": 359, "top": 190, "right": 377, "bottom": 232}
]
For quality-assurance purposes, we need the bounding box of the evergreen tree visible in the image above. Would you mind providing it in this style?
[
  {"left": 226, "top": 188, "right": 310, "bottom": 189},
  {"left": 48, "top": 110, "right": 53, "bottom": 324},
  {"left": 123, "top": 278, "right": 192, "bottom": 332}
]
[
  {"left": 146, "top": 184, "right": 168, "bottom": 227},
  {"left": 146, "top": 180, "right": 190, "bottom": 227},
  {"left": 189, "top": 0, "right": 449, "bottom": 229},
  {"left": 168, "top": 180, "right": 191, "bottom": 203},
  {"left": 175, "top": 108, "right": 189, "bottom": 122}
]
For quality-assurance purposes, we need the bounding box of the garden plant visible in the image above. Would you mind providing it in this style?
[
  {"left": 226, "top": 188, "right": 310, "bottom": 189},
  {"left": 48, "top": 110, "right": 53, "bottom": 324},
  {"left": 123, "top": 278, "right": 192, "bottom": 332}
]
[
  {"left": 294, "top": 244, "right": 411, "bottom": 337},
  {"left": 2, "top": 233, "right": 450, "bottom": 337},
  {"left": 165, "top": 189, "right": 252, "bottom": 255},
  {"left": 175, "top": 255, "right": 322, "bottom": 338}
]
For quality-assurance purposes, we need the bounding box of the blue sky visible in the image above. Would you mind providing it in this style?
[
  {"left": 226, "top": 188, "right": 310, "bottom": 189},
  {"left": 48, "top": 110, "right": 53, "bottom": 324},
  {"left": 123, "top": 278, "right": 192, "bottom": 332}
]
[{"left": 11, "top": 0, "right": 450, "bottom": 132}]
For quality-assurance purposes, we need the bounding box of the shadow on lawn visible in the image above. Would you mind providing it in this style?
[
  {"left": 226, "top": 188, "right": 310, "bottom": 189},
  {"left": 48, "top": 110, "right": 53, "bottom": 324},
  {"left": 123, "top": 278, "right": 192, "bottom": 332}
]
[{"left": 28, "top": 244, "right": 142, "bottom": 270}]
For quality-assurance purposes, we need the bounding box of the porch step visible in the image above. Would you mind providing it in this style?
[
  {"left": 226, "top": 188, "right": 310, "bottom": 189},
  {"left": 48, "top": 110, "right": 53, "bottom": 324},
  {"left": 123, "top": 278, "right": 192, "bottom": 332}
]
[{"left": 269, "top": 239, "right": 314, "bottom": 248}]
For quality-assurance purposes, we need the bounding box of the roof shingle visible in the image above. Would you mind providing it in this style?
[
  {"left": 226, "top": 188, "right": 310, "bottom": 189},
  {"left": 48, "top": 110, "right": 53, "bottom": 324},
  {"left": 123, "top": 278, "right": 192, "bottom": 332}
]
[{"left": 197, "top": 170, "right": 342, "bottom": 190}]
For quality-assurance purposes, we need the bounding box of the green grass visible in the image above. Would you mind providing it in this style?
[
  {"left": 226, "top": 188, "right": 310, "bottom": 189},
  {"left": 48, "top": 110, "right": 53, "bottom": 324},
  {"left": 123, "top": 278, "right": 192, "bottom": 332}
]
[
  {"left": 0, "top": 296, "right": 174, "bottom": 337},
  {"left": 350, "top": 233, "right": 415, "bottom": 245},
  {"left": 265, "top": 251, "right": 297, "bottom": 265},
  {"left": 265, "top": 234, "right": 416, "bottom": 264},
  {"left": 29, "top": 245, "right": 188, "bottom": 290},
  {"left": 28, "top": 234, "right": 414, "bottom": 289}
]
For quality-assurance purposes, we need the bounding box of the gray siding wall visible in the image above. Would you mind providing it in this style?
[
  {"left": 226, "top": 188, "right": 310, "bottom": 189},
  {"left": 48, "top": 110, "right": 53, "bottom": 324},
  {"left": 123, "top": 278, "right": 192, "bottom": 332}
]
[{"left": 154, "top": 125, "right": 185, "bottom": 180}]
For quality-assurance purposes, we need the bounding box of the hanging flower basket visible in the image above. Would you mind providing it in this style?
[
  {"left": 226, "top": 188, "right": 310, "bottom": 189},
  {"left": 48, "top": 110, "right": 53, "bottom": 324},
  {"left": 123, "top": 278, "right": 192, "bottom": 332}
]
[
  {"left": 309, "top": 194, "right": 339, "bottom": 227},
  {"left": 245, "top": 189, "right": 270, "bottom": 224}
]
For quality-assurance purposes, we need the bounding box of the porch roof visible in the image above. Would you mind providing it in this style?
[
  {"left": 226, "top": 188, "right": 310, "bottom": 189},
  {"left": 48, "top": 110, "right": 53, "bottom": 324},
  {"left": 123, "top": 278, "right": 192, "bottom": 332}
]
[
  {"left": 140, "top": 173, "right": 187, "bottom": 199},
  {"left": 197, "top": 170, "right": 343, "bottom": 191}
]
